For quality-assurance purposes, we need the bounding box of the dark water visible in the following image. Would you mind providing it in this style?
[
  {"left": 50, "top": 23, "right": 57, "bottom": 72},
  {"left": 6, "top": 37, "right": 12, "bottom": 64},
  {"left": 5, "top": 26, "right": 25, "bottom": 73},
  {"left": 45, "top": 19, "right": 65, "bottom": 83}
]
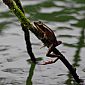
[{"left": 0, "top": 0, "right": 85, "bottom": 85}]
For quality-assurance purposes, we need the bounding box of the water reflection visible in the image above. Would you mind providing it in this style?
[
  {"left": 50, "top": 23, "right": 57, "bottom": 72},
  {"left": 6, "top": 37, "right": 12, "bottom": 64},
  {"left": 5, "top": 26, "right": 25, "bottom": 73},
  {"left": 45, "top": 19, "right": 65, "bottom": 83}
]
[
  {"left": 0, "top": 22, "right": 10, "bottom": 33},
  {"left": 26, "top": 57, "right": 42, "bottom": 85},
  {"left": 73, "top": 28, "right": 84, "bottom": 67},
  {"left": 26, "top": 62, "right": 36, "bottom": 85},
  {"left": 65, "top": 28, "right": 85, "bottom": 84}
]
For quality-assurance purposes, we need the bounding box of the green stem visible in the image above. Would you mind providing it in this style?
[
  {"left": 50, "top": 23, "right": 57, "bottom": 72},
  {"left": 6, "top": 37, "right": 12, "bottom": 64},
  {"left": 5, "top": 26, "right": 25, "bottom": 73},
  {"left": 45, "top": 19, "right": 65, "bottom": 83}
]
[
  {"left": 13, "top": 0, "right": 24, "bottom": 13},
  {"left": 3, "top": 0, "right": 32, "bottom": 28},
  {"left": 3, "top": 0, "right": 37, "bottom": 63},
  {"left": 3, "top": 0, "right": 42, "bottom": 38}
]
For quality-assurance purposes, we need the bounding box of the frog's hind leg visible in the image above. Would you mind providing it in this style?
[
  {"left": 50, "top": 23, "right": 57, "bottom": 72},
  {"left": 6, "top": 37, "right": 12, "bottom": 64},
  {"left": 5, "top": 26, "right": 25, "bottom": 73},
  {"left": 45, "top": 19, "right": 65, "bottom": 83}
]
[
  {"left": 46, "top": 44, "right": 60, "bottom": 57},
  {"left": 38, "top": 44, "right": 60, "bottom": 65}
]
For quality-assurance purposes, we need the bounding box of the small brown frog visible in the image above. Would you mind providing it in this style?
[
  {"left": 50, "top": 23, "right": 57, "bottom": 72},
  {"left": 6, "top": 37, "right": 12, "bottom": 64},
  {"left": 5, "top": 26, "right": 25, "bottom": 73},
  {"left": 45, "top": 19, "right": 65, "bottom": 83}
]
[{"left": 34, "top": 21, "right": 62, "bottom": 65}]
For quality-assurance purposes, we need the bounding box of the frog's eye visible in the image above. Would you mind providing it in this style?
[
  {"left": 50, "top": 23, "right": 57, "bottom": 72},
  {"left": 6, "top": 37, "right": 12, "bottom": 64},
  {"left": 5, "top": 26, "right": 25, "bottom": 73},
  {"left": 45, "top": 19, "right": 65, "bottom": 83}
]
[{"left": 38, "top": 21, "right": 43, "bottom": 25}]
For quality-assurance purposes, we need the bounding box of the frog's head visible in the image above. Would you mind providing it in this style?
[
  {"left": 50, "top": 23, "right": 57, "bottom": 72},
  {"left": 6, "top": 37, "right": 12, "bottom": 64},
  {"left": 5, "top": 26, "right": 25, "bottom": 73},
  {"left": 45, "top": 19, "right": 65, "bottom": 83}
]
[{"left": 34, "top": 21, "right": 43, "bottom": 28}]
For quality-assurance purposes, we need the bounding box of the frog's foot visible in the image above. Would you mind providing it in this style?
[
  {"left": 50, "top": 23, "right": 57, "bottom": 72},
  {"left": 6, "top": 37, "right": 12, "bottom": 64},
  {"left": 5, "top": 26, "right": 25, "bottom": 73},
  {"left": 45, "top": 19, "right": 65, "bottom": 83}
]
[{"left": 37, "top": 58, "right": 59, "bottom": 65}]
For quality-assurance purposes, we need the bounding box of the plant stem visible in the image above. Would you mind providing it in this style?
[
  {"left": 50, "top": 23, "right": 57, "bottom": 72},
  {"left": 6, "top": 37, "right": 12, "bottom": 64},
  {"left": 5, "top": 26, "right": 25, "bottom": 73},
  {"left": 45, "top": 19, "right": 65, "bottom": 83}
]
[{"left": 3, "top": 0, "right": 83, "bottom": 84}]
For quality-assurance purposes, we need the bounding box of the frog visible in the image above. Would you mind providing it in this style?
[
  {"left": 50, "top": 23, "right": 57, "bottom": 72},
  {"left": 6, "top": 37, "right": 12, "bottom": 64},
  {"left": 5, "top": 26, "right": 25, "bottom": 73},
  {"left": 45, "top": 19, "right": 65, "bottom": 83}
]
[{"left": 34, "top": 21, "right": 62, "bottom": 65}]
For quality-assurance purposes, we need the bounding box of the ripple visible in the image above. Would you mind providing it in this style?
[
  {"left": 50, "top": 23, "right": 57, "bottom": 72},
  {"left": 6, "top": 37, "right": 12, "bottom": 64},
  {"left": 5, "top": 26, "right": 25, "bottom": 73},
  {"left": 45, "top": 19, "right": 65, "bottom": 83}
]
[
  {"left": 0, "top": 45, "right": 10, "bottom": 52},
  {"left": 40, "top": 7, "right": 63, "bottom": 13},
  {"left": 2, "top": 68, "right": 28, "bottom": 74}
]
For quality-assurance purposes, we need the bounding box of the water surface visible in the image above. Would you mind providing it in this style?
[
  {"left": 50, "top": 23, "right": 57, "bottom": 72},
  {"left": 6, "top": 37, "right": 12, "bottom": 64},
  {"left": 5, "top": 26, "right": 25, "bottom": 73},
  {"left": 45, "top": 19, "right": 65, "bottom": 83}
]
[{"left": 0, "top": 0, "right": 85, "bottom": 85}]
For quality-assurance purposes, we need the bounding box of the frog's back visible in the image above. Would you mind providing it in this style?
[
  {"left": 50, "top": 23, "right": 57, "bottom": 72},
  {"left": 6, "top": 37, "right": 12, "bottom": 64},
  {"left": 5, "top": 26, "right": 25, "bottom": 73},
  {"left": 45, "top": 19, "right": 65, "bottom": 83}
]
[
  {"left": 34, "top": 21, "right": 57, "bottom": 42},
  {"left": 42, "top": 24, "right": 56, "bottom": 41}
]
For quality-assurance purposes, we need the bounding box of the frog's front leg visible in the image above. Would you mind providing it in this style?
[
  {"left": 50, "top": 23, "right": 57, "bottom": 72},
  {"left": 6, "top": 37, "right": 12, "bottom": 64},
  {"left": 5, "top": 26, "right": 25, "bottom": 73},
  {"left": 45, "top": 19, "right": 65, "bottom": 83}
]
[{"left": 39, "top": 33, "right": 46, "bottom": 40}]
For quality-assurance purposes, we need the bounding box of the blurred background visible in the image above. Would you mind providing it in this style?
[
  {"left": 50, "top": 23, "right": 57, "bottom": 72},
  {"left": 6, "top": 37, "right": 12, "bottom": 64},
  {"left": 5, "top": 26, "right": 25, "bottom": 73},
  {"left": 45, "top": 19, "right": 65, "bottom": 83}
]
[{"left": 0, "top": 0, "right": 85, "bottom": 85}]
